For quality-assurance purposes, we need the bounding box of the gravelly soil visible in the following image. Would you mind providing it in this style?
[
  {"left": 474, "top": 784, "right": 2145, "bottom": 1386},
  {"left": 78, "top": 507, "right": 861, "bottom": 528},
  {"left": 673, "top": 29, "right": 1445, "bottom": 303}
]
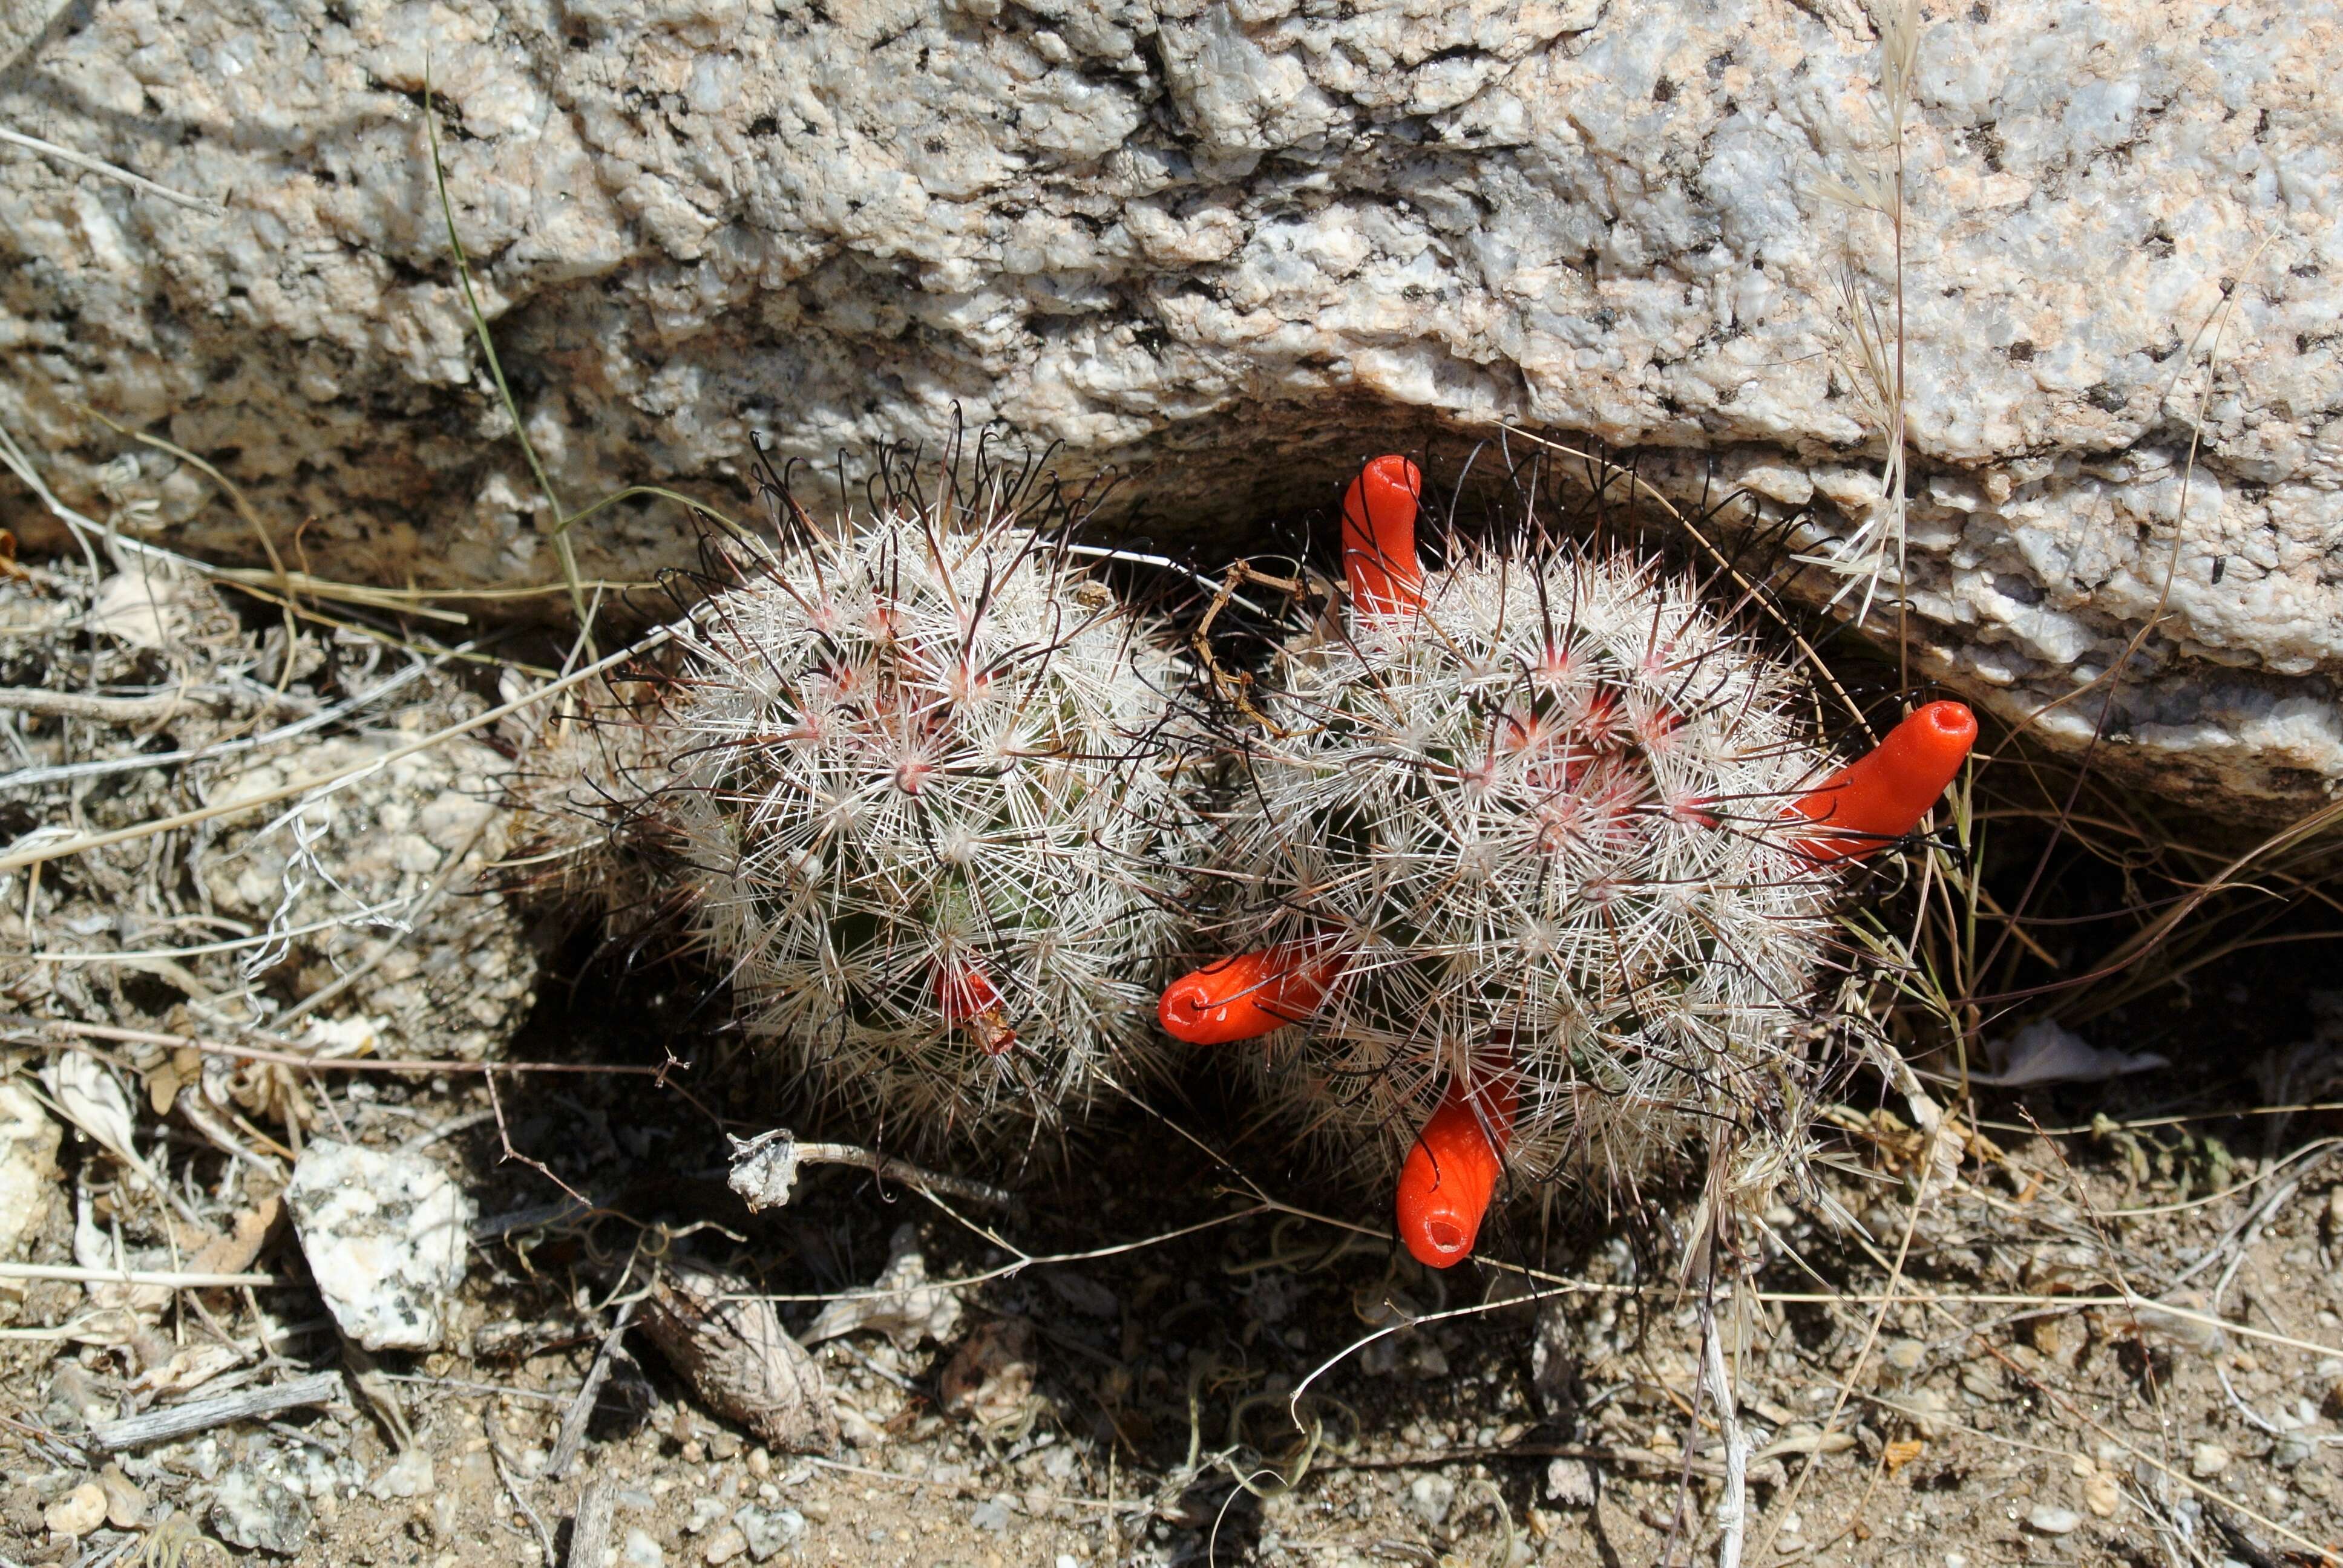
[{"left": 8, "top": 979, "right": 2343, "bottom": 1568}]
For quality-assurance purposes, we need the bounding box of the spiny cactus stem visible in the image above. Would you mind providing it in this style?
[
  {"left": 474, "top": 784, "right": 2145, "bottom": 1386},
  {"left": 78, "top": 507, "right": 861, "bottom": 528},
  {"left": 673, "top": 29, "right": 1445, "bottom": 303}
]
[
  {"left": 1157, "top": 941, "right": 1344, "bottom": 1044},
  {"left": 1342, "top": 454, "right": 1426, "bottom": 621},
  {"left": 1790, "top": 700, "right": 1976, "bottom": 861},
  {"left": 1395, "top": 1070, "right": 1515, "bottom": 1270}
]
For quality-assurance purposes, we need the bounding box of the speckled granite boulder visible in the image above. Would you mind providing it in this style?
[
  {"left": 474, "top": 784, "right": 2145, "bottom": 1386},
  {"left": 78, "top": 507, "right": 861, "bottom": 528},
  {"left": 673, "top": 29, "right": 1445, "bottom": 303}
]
[{"left": 1, "top": 0, "right": 2336, "bottom": 808}]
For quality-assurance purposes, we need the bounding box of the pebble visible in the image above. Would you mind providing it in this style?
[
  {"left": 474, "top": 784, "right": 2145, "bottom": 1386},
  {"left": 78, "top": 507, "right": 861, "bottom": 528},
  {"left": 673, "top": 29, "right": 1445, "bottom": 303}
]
[
  {"left": 211, "top": 1468, "right": 314, "bottom": 1556},
  {"left": 1405, "top": 1474, "right": 1455, "bottom": 1528},
  {"left": 733, "top": 1506, "right": 805, "bottom": 1562},
  {"left": 2082, "top": 1469, "right": 2122, "bottom": 1518},
  {"left": 1880, "top": 1339, "right": 1925, "bottom": 1375},
  {"left": 2027, "top": 1505, "right": 2082, "bottom": 1535},
  {"left": 286, "top": 1139, "right": 474, "bottom": 1351},
  {"left": 97, "top": 1465, "right": 146, "bottom": 1529},
  {"left": 370, "top": 1448, "right": 434, "bottom": 1500},
  {"left": 0, "top": 1084, "right": 59, "bottom": 1281},
  {"left": 703, "top": 1524, "right": 748, "bottom": 1564},
  {"left": 2272, "top": 1434, "right": 2316, "bottom": 1469},
  {"left": 2190, "top": 1442, "right": 2232, "bottom": 1479},
  {"left": 44, "top": 1483, "right": 105, "bottom": 1538},
  {"left": 747, "top": 1448, "right": 770, "bottom": 1479},
  {"left": 1544, "top": 1457, "right": 1594, "bottom": 1508},
  {"left": 621, "top": 1527, "right": 666, "bottom": 1568}
]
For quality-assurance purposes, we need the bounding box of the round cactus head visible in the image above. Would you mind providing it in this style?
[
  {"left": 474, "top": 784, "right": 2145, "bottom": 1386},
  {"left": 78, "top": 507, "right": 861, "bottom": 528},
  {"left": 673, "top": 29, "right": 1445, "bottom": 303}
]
[
  {"left": 1167, "top": 455, "right": 1973, "bottom": 1264},
  {"left": 528, "top": 448, "right": 1202, "bottom": 1158}
]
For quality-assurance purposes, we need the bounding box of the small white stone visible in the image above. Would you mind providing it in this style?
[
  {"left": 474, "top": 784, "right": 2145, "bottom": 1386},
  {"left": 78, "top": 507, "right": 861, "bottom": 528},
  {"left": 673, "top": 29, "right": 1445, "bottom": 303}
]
[
  {"left": 211, "top": 1468, "right": 313, "bottom": 1556},
  {"left": 702, "top": 1524, "right": 747, "bottom": 1565},
  {"left": 1405, "top": 1474, "right": 1455, "bottom": 1528},
  {"left": 2191, "top": 1442, "right": 2232, "bottom": 1479},
  {"left": 44, "top": 1484, "right": 105, "bottom": 1538},
  {"left": 2027, "top": 1505, "right": 2083, "bottom": 1535},
  {"left": 370, "top": 1448, "right": 434, "bottom": 1500},
  {"left": 621, "top": 1527, "right": 666, "bottom": 1568},
  {"left": 0, "top": 1085, "right": 60, "bottom": 1306},
  {"left": 1543, "top": 1457, "right": 1594, "bottom": 1507}
]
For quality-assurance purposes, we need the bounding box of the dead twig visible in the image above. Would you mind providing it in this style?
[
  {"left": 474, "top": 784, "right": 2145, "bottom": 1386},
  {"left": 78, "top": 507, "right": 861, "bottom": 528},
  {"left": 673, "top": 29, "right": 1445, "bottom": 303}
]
[
  {"left": 728, "top": 1127, "right": 1018, "bottom": 1214},
  {"left": 567, "top": 1478, "right": 617, "bottom": 1568},
  {"left": 0, "top": 684, "right": 272, "bottom": 723},
  {"left": 1699, "top": 1294, "right": 1752, "bottom": 1568},
  {"left": 0, "top": 125, "right": 225, "bottom": 214},
  {"left": 0, "top": 628, "right": 670, "bottom": 875},
  {"left": 485, "top": 1412, "right": 559, "bottom": 1566},
  {"left": 548, "top": 1299, "right": 638, "bottom": 1481},
  {"left": 87, "top": 1370, "right": 344, "bottom": 1452},
  {"left": 0, "top": 1261, "right": 284, "bottom": 1289},
  {"left": 16, "top": 1014, "right": 672, "bottom": 1080}
]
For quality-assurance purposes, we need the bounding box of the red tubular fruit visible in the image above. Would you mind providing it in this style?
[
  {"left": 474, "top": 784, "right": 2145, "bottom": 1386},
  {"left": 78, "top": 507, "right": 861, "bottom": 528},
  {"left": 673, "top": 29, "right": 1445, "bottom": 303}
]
[
  {"left": 1157, "top": 944, "right": 1339, "bottom": 1044},
  {"left": 936, "top": 957, "right": 1017, "bottom": 1054},
  {"left": 1791, "top": 700, "right": 1978, "bottom": 862},
  {"left": 1394, "top": 1073, "right": 1515, "bottom": 1269},
  {"left": 1341, "top": 454, "right": 1426, "bottom": 619}
]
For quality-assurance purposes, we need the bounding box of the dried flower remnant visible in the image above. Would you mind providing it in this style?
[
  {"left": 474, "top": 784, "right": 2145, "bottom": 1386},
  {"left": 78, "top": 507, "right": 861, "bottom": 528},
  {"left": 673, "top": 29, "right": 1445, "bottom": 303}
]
[{"left": 1166, "top": 456, "right": 1973, "bottom": 1265}]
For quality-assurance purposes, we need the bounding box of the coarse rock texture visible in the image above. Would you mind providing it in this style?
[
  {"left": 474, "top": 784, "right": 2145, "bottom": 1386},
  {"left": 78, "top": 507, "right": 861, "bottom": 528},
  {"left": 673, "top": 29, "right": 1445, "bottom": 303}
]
[
  {"left": 1, "top": 0, "right": 2338, "bottom": 809},
  {"left": 286, "top": 1137, "right": 474, "bottom": 1351}
]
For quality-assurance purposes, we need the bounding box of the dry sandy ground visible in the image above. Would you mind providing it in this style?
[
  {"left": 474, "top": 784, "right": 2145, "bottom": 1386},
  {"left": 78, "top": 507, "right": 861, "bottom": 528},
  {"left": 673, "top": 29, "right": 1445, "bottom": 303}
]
[{"left": 7, "top": 1018, "right": 2343, "bottom": 1568}]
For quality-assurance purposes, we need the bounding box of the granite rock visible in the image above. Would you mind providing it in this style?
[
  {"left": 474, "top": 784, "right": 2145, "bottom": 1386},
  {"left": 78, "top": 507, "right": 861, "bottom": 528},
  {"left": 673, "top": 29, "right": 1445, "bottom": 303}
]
[
  {"left": 2, "top": 0, "right": 2338, "bottom": 807},
  {"left": 286, "top": 1137, "right": 474, "bottom": 1351}
]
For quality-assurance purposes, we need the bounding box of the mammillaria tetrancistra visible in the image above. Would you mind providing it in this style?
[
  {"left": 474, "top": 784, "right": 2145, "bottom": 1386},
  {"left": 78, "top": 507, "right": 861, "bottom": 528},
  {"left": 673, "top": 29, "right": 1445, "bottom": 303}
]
[
  {"left": 1160, "top": 455, "right": 1973, "bottom": 1266},
  {"left": 514, "top": 448, "right": 1204, "bottom": 1158}
]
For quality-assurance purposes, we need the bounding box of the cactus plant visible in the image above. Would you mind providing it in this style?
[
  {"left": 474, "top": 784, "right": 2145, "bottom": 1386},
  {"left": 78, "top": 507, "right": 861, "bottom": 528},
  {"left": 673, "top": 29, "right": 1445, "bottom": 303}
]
[
  {"left": 1163, "top": 456, "right": 1973, "bottom": 1266},
  {"left": 514, "top": 452, "right": 1201, "bottom": 1157}
]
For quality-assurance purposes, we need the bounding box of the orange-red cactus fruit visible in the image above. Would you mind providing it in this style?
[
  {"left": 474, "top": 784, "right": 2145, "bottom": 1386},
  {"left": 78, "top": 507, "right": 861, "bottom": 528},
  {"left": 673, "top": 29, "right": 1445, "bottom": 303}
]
[
  {"left": 1394, "top": 1076, "right": 1515, "bottom": 1269},
  {"left": 1341, "top": 454, "right": 1426, "bottom": 619},
  {"left": 1158, "top": 944, "right": 1338, "bottom": 1045},
  {"left": 1791, "top": 699, "right": 1977, "bottom": 862}
]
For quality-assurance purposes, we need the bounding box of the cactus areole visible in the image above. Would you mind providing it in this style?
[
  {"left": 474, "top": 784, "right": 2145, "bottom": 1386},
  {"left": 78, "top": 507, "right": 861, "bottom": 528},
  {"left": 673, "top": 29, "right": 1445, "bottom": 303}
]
[{"left": 1165, "top": 456, "right": 1975, "bottom": 1266}]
